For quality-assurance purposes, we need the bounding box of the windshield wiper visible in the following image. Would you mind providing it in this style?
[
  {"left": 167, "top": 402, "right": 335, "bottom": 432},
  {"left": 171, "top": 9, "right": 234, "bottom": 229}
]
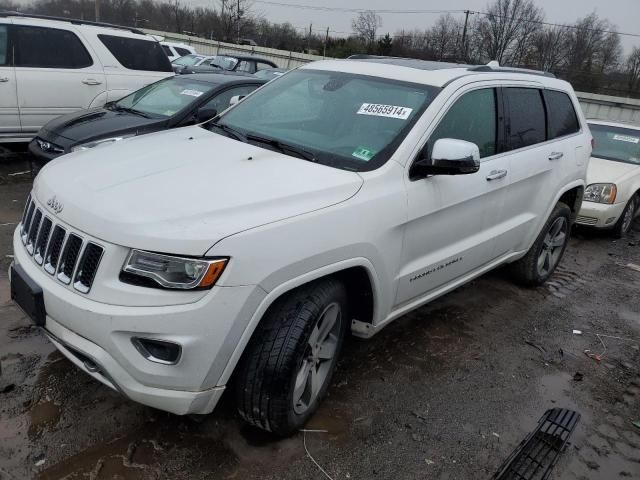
[
  {"left": 246, "top": 133, "right": 316, "bottom": 162},
  {"left": 111, "top": 105, "right": 151, "bottom": 118},
  {"left": 209, "top": 122, "right": 248, "bottom": 142}
]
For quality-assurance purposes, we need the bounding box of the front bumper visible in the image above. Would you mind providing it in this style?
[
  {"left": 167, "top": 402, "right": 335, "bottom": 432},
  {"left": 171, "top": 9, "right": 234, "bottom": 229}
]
[
  {"left": 576, "top": 201, "right": 626, "bottom": 229},
  {"left": 12, "top": 227, "right": 266, "bottom": 415}
]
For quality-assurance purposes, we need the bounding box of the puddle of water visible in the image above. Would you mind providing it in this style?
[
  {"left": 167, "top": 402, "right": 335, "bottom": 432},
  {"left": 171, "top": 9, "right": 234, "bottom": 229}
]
[{"left": 29, "top": 401, "right": 62, "bottom": 440}]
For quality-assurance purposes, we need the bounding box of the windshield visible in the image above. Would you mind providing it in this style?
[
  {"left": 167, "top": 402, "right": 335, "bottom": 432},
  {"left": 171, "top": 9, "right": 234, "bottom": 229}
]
[
  {"left": 173, "top": 54, "right": 207, "bottom": 66},
  {"left": 115, "top": 77, "right": 213, "bottom": 118},
  {"left": 590, "top": 124, "right": 640, "bottom": 165},
  {"left": 212, "top": 69, "right": 439, "bottom": 171},
  {"left": 210, "top": 56, "right": 239, "bottom": 70}
]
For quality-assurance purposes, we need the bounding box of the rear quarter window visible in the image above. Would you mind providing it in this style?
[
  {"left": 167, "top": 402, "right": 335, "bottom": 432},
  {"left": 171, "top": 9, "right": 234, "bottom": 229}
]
[
  {"left": 98, "top": 35, "right": 172, "bottom": 72},
  {"left": 544, "top": 90, "right": 580, "bottom": 139},
  {"left": 175, "top": 47, "right": 191, "bottom": 56}
]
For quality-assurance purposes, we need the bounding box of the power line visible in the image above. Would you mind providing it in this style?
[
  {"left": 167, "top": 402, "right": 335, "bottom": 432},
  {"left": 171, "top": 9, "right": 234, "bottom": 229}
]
[
  {"left": 253, "top": 0, "right": 640, "bottom": 40},
  {"left": 468, "top": 10, "right": 640, "bottom": 39},
  {"left": 253, "top": 1, "right": 464, "bottom": 15}
]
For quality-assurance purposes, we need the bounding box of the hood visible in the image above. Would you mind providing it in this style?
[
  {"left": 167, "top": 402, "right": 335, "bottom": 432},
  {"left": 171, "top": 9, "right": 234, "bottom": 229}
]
[
  {"left": 34, "top": 127, "right": 363, "bottom": 255},
  {"left": 41, "top": 107, "right": 163, "bottom": 145},
  {"left": 587, "top": 156, "right": 640, "bottom": 185}
]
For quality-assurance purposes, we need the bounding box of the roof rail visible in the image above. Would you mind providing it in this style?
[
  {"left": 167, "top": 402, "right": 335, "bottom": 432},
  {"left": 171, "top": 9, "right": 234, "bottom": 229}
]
[
  {"left": 467, "top": 65, "right": 556, "bottom": 78},
  {"left": 0, "top": 11, "right": 146, "bottom": 35}
]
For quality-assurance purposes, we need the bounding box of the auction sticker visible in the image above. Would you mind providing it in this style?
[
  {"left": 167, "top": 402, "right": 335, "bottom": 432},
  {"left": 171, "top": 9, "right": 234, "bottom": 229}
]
[
  {"left": 613, "top": 134, "right": 639, "bottom": 144},
  {"left": 357, "top": 103, "right": 413, "bottom": 120},
  {"left": 180, "top": 89, "right": 204, "bottom": 97}
]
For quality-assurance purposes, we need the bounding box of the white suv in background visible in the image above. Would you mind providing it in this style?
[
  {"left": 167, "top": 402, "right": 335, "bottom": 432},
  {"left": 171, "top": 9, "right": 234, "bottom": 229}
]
[
  {"left": 11, "top": 58, "right": 591, "bottom": 435},
  {"left": 160, "top": 41, "right": 197, "bottom": 62},
  {"left": 0, "top": 13, "right": 173, "bottom": 142}
]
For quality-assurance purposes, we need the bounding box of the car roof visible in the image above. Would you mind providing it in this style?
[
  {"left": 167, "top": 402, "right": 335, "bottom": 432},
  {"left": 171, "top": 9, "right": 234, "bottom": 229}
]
[
  {"left": 177, "top": 73, "right": 266, "bottom": 85},
  {"left": 302, "top": 57, "right": 568, "bottom": 89},
  {"left": 216, "top": 54, "right": 276, "bottom": 64},
  {"left": 587, "top": 119, "right": 640, "bottom": 130},
  {"left": 0, "top": 11, "right": 146, "bottom": 36}
]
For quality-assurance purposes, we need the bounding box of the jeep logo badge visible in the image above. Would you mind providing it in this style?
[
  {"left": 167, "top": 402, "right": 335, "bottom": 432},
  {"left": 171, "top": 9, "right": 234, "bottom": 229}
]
[{"left": 47, "top": 196, "right": 64, "bottom": 214}]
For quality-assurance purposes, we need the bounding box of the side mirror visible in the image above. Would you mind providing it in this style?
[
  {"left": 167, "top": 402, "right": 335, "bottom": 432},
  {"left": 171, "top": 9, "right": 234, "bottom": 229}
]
[
  {"left": 196, "top": 107, "right": 217, "bottom": 123},
  {"left": 229, "top": 95, "right": 246, "bottom": 107},
  {"left": 411, "top": 138, "right": 480, "bottom": 179}
]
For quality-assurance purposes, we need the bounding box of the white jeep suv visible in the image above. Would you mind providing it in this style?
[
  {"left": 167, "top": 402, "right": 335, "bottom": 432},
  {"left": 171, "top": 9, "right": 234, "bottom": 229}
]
[
  {"left": 0, "top": 13, "right": 173, "bottom": 143},
  {"left": 10, "top": 58, "right": 591, "bottom": 435}
]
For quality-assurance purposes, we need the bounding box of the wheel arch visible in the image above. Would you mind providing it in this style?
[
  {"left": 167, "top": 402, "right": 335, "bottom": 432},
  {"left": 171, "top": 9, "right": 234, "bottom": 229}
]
[{"left": 216, "top": 258, "right": 379, "bottom": 386}]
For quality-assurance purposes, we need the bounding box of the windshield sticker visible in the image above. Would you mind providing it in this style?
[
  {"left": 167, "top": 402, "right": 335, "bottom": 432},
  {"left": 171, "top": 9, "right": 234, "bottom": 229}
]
[
  {"left": 352, "top": 146, "right": 376, "bottom": 161},
  {"left": 180, "top": 89, "right": 204, "bottom": 97},
  {"left": 357, "top": 103, "right": 413, "bottom": 120},
  {"left": 612, "top": 134, "right": 640, "bottom": 144}
]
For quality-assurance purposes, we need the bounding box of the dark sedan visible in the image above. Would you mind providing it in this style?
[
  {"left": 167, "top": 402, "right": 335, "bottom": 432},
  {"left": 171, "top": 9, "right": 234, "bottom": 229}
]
[
  {"left": 30, "top": 74, "right": 266, "bottom": 165},
  {"left": 174, "top": 54, "right": 277, "bottom": 75}
]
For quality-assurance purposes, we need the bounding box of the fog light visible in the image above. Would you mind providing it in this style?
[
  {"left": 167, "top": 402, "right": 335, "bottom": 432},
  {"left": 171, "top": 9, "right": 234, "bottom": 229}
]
[
  {"left": 132, "top": 338, "right": 182, "bottom": 365},
  {"left": 605, "top": 217, "right": 616, "bottom": 225}
]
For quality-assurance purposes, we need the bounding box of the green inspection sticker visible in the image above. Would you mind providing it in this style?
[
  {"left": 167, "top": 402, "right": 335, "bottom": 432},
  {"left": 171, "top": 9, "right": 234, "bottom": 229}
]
[{"left": 352, "top": 146, "right": 376, "bottom": 161}]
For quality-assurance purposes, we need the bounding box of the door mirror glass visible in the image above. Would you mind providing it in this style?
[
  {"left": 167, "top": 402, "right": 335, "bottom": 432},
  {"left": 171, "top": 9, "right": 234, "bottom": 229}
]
[
  {"left": 196, "top": 107, "right": 217, "bottom": 123},
  {"left": 412, "top": 138, "right": 480, "bottom": 178}
]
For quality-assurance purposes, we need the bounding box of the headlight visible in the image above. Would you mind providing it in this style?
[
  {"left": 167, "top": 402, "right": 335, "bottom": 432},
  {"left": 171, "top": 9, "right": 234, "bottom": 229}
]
[
  {"left": 122, "top": 250, "right": 228, "bottom": 290},
  {"left": 71, "top": 134, "right": 134, "bottom": 152},
  {"left": 584, "top": 183, "right": 617, "bottom": 204}
]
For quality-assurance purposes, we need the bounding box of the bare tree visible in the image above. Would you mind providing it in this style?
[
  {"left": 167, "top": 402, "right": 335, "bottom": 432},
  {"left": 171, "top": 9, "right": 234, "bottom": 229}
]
[
  {"left": 530, "top": 26, "right": 569, "bottom": 71},
  {"left": 352, "top": 10, "right": 382, "bottom": 49},
  {"left": 427, "top": 14, "right": 461, "bottom": 61},
  {"left": 475, "top": 0, "right": 544, "bottom": 64},
  {"left": 626, "top": 47, "right": 640, "bottom": 93}
]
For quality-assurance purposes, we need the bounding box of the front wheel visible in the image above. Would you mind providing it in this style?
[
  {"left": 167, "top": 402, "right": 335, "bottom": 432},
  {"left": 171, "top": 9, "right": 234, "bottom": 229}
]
[
  {"left": 512, "top": 202, "right": 572, "bottom": 286},
  {"left": 613, "top": 196, "right": 637, "bottom": 238},
  {"left": 235, "top": 278, "right": 348, "bottom": 436}
]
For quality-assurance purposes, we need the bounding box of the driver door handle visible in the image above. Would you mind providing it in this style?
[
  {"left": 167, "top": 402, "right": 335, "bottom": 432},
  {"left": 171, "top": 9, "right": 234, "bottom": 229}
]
[
  {"left": 548, "top": 152, "right": 564, "bottom": 161},
  {"left": 0, "top": 77, "right": 9, "bottom": 83},
  {"left": 486, "top": 169, "right": 508, "bottom": 181},
  {"left": 82, "top": 78, "right": 102, "bottom": 85}
]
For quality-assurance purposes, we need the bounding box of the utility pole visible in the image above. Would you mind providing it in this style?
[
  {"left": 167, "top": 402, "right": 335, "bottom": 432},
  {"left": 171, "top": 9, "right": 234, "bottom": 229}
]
[
  {"left": 323, "top": 26, "right": 329, "bottom": 58},
  {"left": 94, "top": 0, "right": 100, "bottom": 22},
  {"left": 460, "top": 10, "right": 470, "bottom": 62},
  {"left": 236, "top": 0, "right": 241, "bottom": 44},
  {"left": 307, "top": 23, "right": 312, "bottom": 54}
]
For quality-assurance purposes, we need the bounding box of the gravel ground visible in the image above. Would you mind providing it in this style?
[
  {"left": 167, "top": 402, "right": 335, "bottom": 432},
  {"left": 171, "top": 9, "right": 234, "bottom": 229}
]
[{"left": 0, "top": 157, "right": 639, "bottom": 480}]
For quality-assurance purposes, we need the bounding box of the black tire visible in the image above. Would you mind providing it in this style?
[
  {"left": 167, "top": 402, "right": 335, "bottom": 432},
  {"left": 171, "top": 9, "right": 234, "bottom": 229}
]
[
  {"left": 511, "top": 202, "right": 572, "bottom": 286},
  {"left": 235, "top": 278, "right": 348, "bottom": 436},
  {"left": 612, "top": 196, "right": 637, "bottom": 238}
]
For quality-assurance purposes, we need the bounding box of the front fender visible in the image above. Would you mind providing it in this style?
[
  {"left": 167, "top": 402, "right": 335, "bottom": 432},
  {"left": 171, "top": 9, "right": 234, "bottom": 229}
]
[{"left": 212, "top": 257, "right": 380, "bottom": 387}]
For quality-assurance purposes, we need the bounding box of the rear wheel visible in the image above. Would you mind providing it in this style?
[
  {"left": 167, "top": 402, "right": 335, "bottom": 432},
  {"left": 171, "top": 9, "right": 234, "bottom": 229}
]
[
  {"left": 512, "top": 202, "right": 572, "bottom": 286},
  {"left": 613, "top": 196, "right": 637, "bottom": 238},
  {"left": 235, "top": 278, "right": 348, "bottom": 436}
]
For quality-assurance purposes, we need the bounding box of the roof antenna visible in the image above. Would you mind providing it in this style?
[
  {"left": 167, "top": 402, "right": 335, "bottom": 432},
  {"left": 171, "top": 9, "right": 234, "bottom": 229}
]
[{"left": 487, "top": 60, "right": 500, "bottom": 68}]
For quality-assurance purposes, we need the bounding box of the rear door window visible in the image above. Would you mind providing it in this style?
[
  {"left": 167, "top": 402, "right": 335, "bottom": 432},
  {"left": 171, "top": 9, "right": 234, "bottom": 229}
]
[
  {"left": 0, "top": 25, "right": 8, "bottom": 65},
  {"left": 544, "top": 90, "right": 580, "bottom": 139},
  {"left": 504, "top": 88, "right": 546, "bottom": 150},
  {"left": 98, "top": 35, "right": 172, "bottom": 72},
  {"left": 14, "top": 25, "right": 93, "bottom": 68},
  {"left": 162, "top": 45, "right": 172, "bottom": 56},
  {"left": 428, "top": 88, "right": 497, "bottom": 159}
]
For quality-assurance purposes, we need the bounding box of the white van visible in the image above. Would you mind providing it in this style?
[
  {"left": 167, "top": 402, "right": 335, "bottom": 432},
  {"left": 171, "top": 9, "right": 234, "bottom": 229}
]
[{"left": 0, "top": 13, "right": 174, "bottom": 142}]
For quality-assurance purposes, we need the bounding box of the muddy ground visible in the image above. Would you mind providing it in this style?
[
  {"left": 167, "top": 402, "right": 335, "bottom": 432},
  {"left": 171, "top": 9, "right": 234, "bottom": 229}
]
[{"left": 0, "top": 154, "right": 639, "bottom": 480}]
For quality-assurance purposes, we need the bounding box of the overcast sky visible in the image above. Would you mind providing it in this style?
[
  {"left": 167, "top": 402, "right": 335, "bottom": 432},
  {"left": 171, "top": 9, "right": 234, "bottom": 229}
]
[{"left": 205, "top": 0, "right": 640, "bottom": 53}]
